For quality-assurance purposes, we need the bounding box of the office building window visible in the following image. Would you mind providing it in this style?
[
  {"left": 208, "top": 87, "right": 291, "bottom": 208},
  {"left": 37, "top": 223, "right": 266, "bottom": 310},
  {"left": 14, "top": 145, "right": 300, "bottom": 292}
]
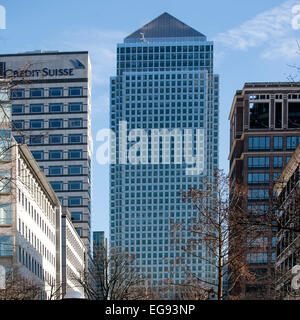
[
  {"left": 49, "top": 87, "right": 63, "bottom": 97},
  {"left": 0, "top": 170, "right": 11, "bottom": 193},
  {"left": 30, "top": 88, "right": 44, "bottom": 98},
  {"left": 68, "top": 181, "right": 82, "bottom": 190},
  {"left": 246, "top": 253, "right": 268, "bottom": 264},
  {"left": 49, "top": 103, "right": 63, "bottom": 113},
  {"left": 0, "top": 130, "right": 11, "bottom": 140},
  {"left": 68, "top": 134, "right": 82, "bottom": 144},
  {"left": 248, "top": 157, "right": 270, "bottom": 169},
  {"left": 71, "top": 212, "right": 83, "bottom": 221},
  {"left": 49, "top": 119, "right": 63, "bottom": 129},
  {"left": 12, "top": 105, "right": 25, "bottom": 114},
  {"left": 286, "top": 137, "right": 300, "bottom": 150},
  {"left": 249, "top": 102, "right": 269, "bottom": 129},
  {"left": 0, "top": 203, "right": 12, "bottom": 225},
  {"left": 11, "top": 89, "right": 24, "bottom": 99},
  {"left": 49, "top": 150, "right": 63, "bottom": 160},
  {"left": 69, "top": 87, "right": 83, "bottom": 97},
  {"left": 49, "top": 134, "right": 63, "bottom": 144},
  {"left": 13, "top": 120, "right": 24, "bottom": 130},
  {"left": 0, "top": 172, "right": 10, "bottom": 195},
  {"left": 0, "top": 105, "right": 11, "bottom": 123},
  {"left": 75, "top": 227, "right": 83, "bottom": 237},
  {"left": 273, "top": 172, "right": 281, "bottom": 182},
  {"left": 247, "top": 205, "right": 269, "bottom": 215},
  {"left": 0, "top": 131, "right": 11, "bottom": 160},
  {"left": 69, "top": 103, "right": 83, "bottom": 112},
  {"left": 275, "top": 102, "right": 283, "bottom": 129},
  {"left": 32, "top": 151, "right": 44, "bottom": 160},
  {"left": 68, "top": 149, "right": 82, "bottom": 159},
  {"left": 30, "top": 119, "right": 44, "bottom": 129},
  {"left": 58, "top": 197, "right": 64, "bottom": 205},
  {"left": 273, "top": 157, "right": 283, "bottom": 168},
  {"left": 288, "top": 102, "right": 300, "bottom": 128},
  {"left": 68, "top": 118, "right": 82, "bottom": 128},
  {"left": 0, "top": 236, "right": 13, "bottom": 256},
  {"left": 50, "top": 181, "right": 63, "bottom": 191},
  {"left": 14, "top": 136, "right": 24, "bottom": 144},
  {"left": 68, "top": 165, "right": 83, "bottom": 175},
  {"left": 273, "top": 137, "right": 283, "bottom": 150},
  {"left": 248, "top": 189, "right": 269, "bottom": 201},
  {"left": 271, "top": 252, "right": 276, "bottom": 262},
  {"left": 248, "top": 173, "right": 269, "bottom": 185},
  {"left": 68, "top": 196, "right": 82, "bottom": 206},
  {"left": 248, "top": 137, "right": 270, "bottom": 151},
  {"left": 30, "top": 135, "right": 44, "bottom": 145},
  {"left": 30, "top": 104, "right": 44, "bottom": 114},
  {"left": 49, "top": 166, "right": 63, "bottom": 175},
  {"left": 247, "top": 237, "right": 268, "bottom": 248}
]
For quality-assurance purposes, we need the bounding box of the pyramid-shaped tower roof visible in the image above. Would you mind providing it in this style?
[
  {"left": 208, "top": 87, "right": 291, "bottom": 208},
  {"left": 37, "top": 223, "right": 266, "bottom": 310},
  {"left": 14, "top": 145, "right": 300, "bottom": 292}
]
[{"left": 125, "top": 12, "right": 206, "bottom": 42}]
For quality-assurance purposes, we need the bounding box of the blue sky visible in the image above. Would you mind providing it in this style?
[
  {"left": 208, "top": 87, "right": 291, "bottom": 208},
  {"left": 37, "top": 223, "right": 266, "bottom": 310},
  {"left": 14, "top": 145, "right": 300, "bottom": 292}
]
[{"left": 0, "top": 0, "right": 300, "bottom": 239}]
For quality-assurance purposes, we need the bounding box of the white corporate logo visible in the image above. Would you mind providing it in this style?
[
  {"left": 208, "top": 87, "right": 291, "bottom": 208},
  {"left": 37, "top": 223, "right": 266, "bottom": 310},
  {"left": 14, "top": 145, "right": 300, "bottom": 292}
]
[{"left": 292, "top": 5, "right": 300, "bottom": 30}]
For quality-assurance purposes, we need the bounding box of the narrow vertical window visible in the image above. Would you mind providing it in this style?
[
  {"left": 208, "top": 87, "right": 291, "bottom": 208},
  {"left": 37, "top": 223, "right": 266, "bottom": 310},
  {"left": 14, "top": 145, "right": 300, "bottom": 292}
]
[{"left": 275, "top": 102, "right": 282, "bottom": 129}]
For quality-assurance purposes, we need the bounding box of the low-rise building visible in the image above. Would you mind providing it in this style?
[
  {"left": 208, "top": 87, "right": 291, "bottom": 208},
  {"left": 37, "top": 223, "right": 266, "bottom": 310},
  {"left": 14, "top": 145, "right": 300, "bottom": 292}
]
[
  {"left": 60, "top": 207, "right": 86, "bottom": 298},
  {"left": 0, "top": 140, "right": 59, "bottom": 299},
  {"left": 0, "top": 85, "right": 86, "bottom": 299}
]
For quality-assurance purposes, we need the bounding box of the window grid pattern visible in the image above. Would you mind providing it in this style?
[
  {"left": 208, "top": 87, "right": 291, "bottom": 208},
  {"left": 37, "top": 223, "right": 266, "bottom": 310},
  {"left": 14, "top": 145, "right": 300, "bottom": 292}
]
[{"left": 110, "top": 41, "right": 219, "bottom": 288}]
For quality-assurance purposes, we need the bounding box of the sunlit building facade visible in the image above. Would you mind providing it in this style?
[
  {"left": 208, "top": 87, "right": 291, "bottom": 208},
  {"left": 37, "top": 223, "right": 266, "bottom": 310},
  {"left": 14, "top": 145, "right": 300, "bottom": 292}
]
[
  {"left": 110, "top": 13, "right": 219, "bottom": 297},
  {"left": 0, "top": 51, "right": 92, "bottom": 253},
  {"left": 228, "top": 82, "right": 300, "bottom": 299}
]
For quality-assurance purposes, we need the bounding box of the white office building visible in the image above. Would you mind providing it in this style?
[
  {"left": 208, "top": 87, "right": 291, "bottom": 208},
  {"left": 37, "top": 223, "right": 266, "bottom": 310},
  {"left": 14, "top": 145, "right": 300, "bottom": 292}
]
[
  {"left": 0, "top": 138, "right": 59, "bottom": 299},
  {"left": 60, "top": 207, "right": 86, "bottom": 298},
  {"left": 0, "top": 51, "right": 92, "bottom": 253},
  {"left": 0, "top": 85, "right": 86, "bottom": 299}
]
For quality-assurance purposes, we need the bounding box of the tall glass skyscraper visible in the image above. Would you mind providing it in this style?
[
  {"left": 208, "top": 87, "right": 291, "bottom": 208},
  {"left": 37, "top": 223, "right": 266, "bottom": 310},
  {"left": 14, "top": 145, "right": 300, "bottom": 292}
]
[{"left": 110, "top": 13, "right": 219, "bottom": 297}]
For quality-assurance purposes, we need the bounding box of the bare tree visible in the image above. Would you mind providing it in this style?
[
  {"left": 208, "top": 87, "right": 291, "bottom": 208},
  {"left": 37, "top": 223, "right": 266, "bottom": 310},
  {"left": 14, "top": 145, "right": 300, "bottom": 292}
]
[
  {"left": 0, "top": 266, "right": 43, "bottom": 300},
  {"left": 73, "top": 246, "right": 155, "bottom": 300},
  {"left": 171, "top": 169, "right": 266, "bottom": 300},
  {"left": 45, "top": 278, "right": 65, "bottom": 300},
  {"left": 0, "top": 65, "right": 39, "bottom": 192},
  {"left": 165, "top": 277, "right": 216, "bottom": 300},
  {"left": 0, "top": 74, "right": 61, "bottom": 300},
  {"left": 1, "top": 63, "right": 54, "bottom": 149},
  {"left": 269, "top": 158, "right": 300, "bottom": 299},
  {"left": 286, "top": 40, "right": 300, "bottom": 83},
  {"left": 228, "top": 153, "right": 300, "bottom": 300}
]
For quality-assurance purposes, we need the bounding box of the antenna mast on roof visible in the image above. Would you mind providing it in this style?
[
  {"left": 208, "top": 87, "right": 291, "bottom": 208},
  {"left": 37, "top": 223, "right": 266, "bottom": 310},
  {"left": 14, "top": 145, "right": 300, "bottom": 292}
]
[{"left": 140, "top": 33, "right": 147, "bottom": 43}]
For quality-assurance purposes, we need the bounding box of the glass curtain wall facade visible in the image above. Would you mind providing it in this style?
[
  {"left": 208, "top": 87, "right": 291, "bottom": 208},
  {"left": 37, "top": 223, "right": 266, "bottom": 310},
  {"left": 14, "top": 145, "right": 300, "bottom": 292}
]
[{"left": 110, "top": 13, "right": 219, "bottom": 297}]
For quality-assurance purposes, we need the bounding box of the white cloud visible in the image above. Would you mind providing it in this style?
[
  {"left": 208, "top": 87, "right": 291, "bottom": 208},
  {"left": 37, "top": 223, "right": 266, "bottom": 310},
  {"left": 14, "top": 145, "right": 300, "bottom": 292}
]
[
  {"left": 261, "top": 38, "right": 300, "bottom": 59},
  {"left": 214, "top": 0, "right": 300, "bottom": 60}
]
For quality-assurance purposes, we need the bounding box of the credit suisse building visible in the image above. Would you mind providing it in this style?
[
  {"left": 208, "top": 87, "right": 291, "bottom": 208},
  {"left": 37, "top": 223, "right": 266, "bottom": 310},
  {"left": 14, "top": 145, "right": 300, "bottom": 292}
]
[{"left": 0, "top": 51, "right": 92, "bottom": 253}]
